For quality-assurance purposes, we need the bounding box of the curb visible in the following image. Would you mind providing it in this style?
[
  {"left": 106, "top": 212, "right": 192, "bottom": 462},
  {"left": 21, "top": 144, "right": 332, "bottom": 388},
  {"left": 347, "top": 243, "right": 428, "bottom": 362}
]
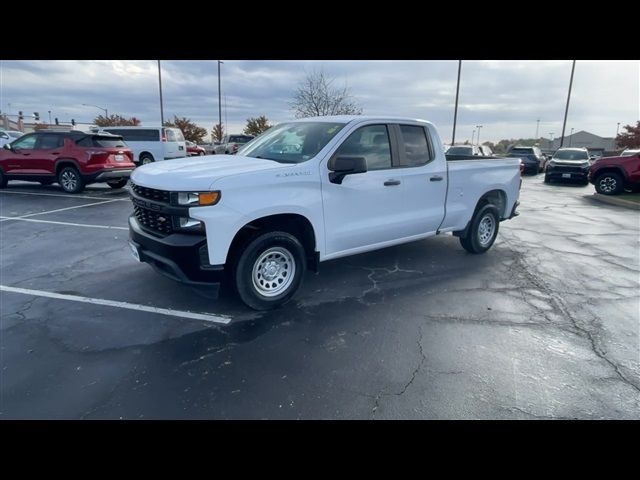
[{"left": 590, "top": 193, "right": 640, "bottom": 210}]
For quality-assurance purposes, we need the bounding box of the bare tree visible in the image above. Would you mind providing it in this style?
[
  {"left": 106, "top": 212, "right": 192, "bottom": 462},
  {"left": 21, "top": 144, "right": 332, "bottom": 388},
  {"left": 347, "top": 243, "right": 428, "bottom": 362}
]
[
  {"left": 290, "top": 70, "right": 363, "bottom": 118},
  {"left": 211, "top": 123, "right": 225, "bottom": 143}
]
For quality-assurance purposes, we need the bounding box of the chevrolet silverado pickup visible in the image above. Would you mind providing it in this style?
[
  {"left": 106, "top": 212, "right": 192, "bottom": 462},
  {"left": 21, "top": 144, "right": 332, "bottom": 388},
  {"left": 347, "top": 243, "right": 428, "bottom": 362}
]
[{"left": 128, "top": 116, "right": 521, "bottom": 310}]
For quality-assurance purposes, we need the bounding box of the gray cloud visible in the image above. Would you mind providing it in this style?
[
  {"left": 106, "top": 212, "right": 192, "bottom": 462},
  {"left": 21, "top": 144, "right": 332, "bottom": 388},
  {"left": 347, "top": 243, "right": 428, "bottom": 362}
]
[{"left": 1, "top": 60, "right": 637, "bottom": 143}]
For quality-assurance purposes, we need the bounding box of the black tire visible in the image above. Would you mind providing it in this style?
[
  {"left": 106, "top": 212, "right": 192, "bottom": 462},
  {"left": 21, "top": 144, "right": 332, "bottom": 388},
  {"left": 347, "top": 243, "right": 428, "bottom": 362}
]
[
  {"left": 139, "top": 153, "right": 154, "bottom": 165},
  {"left": 544, "top": 175, "right": 551, "bottom": 184},
  {"left": 57, "top": 166, "right": 85, "bottom": 193},
  {"left": 459, "top": 204, "right": 500, "bottom": 254},
  {"left": 233, "top": 231, "right": 306, "bottom": 311},
  {"left": 107, "top": 179, "right": 128, "bottom": 189},
  {"left": 198, "top": 151, "right": 205, "bottom": 156},
  {"left": 594, "top": 172, "right": 624, "bottom": 195},
  {"left": 581, "top": 178, "right": 589, "bottom": 186},
  {"left": 0, "top": 169, "right": 7, "bottom": 188}
]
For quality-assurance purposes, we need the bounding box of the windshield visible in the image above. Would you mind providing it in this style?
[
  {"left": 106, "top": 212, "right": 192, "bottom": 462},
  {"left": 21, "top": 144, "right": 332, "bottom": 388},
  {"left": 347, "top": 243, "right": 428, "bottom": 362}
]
[
  {"left": 229, "top": 135, "right": 253, "bottom": 144},
  {"left": 240, "top": 122, "right": 346, "bottom": 163},
  {"left": 554, "top": 150, "right": 589, "bottom": 160},
  {"left": 447, "top": 146, "right": 473, "bottom": 155},
  {"left": 621, "top": 150, "right": 639, "bottom": 157},
  {"left": 8, "top": 131, "right": 23, "bottom": 138},
  {"left": 511, "top": 148, "right": 534, "bottom": 154}
]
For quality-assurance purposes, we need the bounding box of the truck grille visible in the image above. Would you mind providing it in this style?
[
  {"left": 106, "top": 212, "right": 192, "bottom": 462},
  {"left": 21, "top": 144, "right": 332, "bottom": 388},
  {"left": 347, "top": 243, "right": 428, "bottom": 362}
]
[
  {"left": 130, "top": 182, "right": 171, "bottom": 204},
  {"left": 133, "top": 205, "right": 174, "bottom": 235},
  {"left": 549, "top": 165, "right": 587, "bottom": 173}
]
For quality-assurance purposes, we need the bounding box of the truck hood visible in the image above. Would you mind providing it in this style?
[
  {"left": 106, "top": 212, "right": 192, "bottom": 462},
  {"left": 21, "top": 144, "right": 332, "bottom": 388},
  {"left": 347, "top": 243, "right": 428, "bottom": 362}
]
[{"left": 130, "top": 155, "right": 287, "bottom": 190}]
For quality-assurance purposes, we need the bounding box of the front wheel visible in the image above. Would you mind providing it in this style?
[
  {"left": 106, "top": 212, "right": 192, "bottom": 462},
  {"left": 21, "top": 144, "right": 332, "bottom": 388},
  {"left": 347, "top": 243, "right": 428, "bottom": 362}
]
[
  {"left": 234, "top": 231, "right": 306, "bottom": 310},
  {"left": 460, "top": 204, "right": 500, "bottom": 254},
  {"left": 198, "top": 151, "right": 205, "bottom": 156},
  {"left": 58, "top": 166, "right": 85, "bottom": 193},
  {"left": 107, "top": 179, "right": 128, "bottom": 189}
]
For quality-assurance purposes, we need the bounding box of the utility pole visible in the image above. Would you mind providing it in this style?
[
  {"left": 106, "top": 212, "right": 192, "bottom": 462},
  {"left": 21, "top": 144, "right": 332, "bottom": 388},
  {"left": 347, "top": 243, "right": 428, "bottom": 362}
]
[
  {"left": 569, "top": 127, "right": 574, "bottom": 147},
  {"left": 218, "top": 60, "right": 224, "bottom": 134},
  {"left": 549, "top": 132, "right": 554, "bottom": 150},
  {"left": 451, "top": 60, "right": 462, "bottom": 146},
  {"left": 535, "top": 119, "right": 540, "bottom": 139},
  {"left": 48, "top": 111, "right": 52, "bottom": 125},
  {"left": 476, "top": 125, "right": 483, "bottom": 146},
  {"left": 471, "top": 129, "right": 475, "bottom": 145},
  {"left": 560, "top": 60, "right": 576, "bottom": 148},
  {"left": 158, "top": 60, "right": 165, "bottom": 126}
]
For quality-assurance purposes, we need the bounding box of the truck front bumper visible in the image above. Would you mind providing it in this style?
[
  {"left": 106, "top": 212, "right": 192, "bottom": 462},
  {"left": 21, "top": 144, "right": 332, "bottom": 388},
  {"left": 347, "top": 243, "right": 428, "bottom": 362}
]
[{"left": 128, "top": 216, "right": 224, "bottom": 295}]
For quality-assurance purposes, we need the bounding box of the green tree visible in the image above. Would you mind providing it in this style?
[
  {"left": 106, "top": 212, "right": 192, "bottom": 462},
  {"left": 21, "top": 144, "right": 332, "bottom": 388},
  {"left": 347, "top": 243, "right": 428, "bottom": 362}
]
[
  {"left": 244, "top": 116, "right": 272, "bottom": 136},
  {"left": 290, "top": 69, "right": 363, "bottom": 118},
  {"left": 615, "top": 121, "right": 640, "bottom": 149},
  {"left": 211, "top": 123, "right": 224, "bottom": 143},
  {"left": 94, "top": 114, "right": 141, "bottom": 126},
  {"left": 163, "top": 115, "right": 207, "bottom": 143}
]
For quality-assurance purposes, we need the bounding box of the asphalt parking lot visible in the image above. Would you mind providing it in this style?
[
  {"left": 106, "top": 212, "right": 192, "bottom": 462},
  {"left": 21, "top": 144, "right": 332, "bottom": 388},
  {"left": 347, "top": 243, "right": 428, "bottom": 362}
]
[{"left": 1, "top": 176, "right": 638, "bottom": 419}]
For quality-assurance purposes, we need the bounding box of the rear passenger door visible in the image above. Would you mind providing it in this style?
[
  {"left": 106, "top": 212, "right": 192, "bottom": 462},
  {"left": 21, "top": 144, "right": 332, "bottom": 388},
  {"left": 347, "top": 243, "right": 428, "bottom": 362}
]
[
  {"left": 389, "top": 124, "right": 447, "bottom": 237},
  {"left": 34, "top": 133, "right": 64, "bottom": 174}
]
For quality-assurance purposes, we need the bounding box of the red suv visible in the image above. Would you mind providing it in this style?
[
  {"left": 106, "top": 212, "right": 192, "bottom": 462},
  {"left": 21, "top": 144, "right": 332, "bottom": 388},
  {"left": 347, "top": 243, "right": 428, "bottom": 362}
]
[
  {"left": 588, "top": 150, "right": 640, "bottom": 195},
  {"left": 0, "top": 130, "right": 135, "bottom": 193}
]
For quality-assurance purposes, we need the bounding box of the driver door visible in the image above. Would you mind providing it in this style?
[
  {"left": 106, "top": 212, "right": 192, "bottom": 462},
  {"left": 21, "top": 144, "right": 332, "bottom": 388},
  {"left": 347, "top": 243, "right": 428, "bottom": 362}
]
[{"left": 2, "top": 133, "right": 37, "bottom": 174}]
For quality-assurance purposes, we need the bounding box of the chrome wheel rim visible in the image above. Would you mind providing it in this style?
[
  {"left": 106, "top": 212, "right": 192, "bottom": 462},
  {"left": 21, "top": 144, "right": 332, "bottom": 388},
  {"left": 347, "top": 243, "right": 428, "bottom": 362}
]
[
  {"left": 478, "top": 214, "right": 495, "bottom": 246},
  {"left": 599, "top": 177, "right": 616, "bottom": 193},
  {"left": 61, "top": 170, "right": 77, "bottom": 191},
  {"left": 252, "top": 247, "right": 296, "bottom": 298}
]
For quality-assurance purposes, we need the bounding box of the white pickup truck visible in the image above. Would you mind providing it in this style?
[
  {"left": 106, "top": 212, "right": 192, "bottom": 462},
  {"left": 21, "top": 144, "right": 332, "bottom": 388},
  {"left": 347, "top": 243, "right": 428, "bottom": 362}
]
[{"left": 128, "top": 116, "right": 521, "bottom": 310}]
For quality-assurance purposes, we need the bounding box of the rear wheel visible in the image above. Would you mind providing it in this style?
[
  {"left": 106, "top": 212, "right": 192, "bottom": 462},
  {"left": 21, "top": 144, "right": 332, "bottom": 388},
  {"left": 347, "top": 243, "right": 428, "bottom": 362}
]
[
  {"left": 107, "top": 179, "right": 128, "bottom": 189},
  {"left": 460, "top": 204, "right": 500, "bottom": 254},
  {"left": 233, "top": 231, "right": 306, "bottom": 310},
  {"left": 140, "top": 153, "right": 154, "bottom": 165},
  {"left": 58, "top": 166, "right": 84, "bottom": 193},
  {"left": 594, "top": 172, "right": 624, "bottom": 195},
  {"left": 198, "top": 151, "right": 205, "bottom": 156},
  {"left": 0, "top": 170, "right": 7, "bottom": 188}
]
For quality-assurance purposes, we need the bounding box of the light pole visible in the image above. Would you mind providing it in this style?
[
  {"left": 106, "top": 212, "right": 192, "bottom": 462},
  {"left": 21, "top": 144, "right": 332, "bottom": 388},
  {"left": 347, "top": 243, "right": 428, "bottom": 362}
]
[
  {"left": 569, "top": 127, "right": 574, "bottom": 147},
  {"left": 157, "top": 60, "right": 164, "bottom": 126},
  {"left": 560, "top": 60, "right": 576, "bottom": 148},
  {"left": 451, "top": 60, "right": 462, "bottom": 146},
  {"left": 82, "top": 103, "right": 108, "bottom": 119},
  {"left": 48, "top": 110, "right": 52, "bottom": 125},
  {"left": 535, "top": 119, "right": 540, "bottom": 139},
  {"left": 471, "top": 129, "right": 475, "bottom": 145},
  {"left": 217, "top": 60, "right": 224, "bottom": 136},
  {"left": 549, "top": 132, "right": 554, "bottom": 150},
  {"left": 476, "top": 125, "right": 483, "bottom": 146},
  {"left": 615, "top": 122, "right": 621, "bottom": 149}
]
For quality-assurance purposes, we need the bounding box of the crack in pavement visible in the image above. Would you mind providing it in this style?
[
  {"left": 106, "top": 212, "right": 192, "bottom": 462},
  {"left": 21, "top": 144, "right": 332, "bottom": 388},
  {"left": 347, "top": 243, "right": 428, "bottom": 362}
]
[
  {"left": 502, "top": 236, "right": 640, "bottom": 395},
  {"left": 372, "top": 325, "right": 426, "bottom": 418}
]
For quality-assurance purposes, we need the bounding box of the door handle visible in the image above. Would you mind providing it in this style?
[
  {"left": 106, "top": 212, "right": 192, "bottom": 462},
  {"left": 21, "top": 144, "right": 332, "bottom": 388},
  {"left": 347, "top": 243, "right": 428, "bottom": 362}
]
[
  {"left": 52, "top": 152, "right": 60, "bottom": 155},
  {"left": 22, "top": 153, "right": 31, "bottom": 156},
  {"left": 384, "top": 179, "right": 401, "bottom": 186},
  {"left": 430, "top": 175, "right": 443, "bottom": 182}
]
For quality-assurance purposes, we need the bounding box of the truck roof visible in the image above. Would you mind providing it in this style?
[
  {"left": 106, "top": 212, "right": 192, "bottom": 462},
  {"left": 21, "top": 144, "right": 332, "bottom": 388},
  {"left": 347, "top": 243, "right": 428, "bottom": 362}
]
[{"left": 290, "top": 115, "right": 433, "bottom": 125}]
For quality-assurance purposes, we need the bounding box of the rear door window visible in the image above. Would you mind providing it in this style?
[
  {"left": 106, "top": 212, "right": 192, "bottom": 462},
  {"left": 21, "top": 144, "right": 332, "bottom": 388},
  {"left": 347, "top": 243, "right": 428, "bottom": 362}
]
[
  {"left": 397, "top": 125, "right": 432, "bottom": 167},
  {"left": 37, "top": 134, "right": 63, "bottom": 150}
]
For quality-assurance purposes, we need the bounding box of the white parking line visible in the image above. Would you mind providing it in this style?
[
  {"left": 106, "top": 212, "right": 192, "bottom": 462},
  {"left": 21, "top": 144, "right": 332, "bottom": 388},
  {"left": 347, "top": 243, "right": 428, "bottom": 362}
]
[
  {"left": 0, "top": 285, "right": 231, "bottom": 325},
  {"left": 0, "top": 190, "right": 129, "bottom": 201},
  {"left": 0, "top": 216, "right": 128, "bottom": 230},
  {"left": 0, "top": 199, "right": 122, "bottom": 222}
]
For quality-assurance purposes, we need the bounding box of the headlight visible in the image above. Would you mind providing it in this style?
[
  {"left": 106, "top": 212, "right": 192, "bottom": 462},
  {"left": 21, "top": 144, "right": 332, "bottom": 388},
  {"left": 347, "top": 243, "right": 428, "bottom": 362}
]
[
  {"left": 176, "top": 191, "right": 220, "bottom": 206},
  {"left": 548, "top": 160, "right": 556, "bottom": 167}
]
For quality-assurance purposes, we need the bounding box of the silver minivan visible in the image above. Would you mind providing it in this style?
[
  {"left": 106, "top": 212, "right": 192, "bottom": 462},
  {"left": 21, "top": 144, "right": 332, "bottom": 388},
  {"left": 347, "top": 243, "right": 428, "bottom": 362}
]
[{"left": 100, "top": 126, "right": 187, "bottom": 165}]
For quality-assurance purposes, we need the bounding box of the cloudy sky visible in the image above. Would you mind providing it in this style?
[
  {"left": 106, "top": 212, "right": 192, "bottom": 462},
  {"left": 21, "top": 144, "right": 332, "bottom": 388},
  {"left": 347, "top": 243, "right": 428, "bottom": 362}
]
[{"left": 1, "top": 60, "right": 637, "bottom": 143}]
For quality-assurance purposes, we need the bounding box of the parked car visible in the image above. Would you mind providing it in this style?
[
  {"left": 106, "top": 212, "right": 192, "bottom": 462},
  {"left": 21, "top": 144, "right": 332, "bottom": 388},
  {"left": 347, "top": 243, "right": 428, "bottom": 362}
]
[
  {"left": 445, "top": 144, "right": 483, "bottom": 156},
  {"left": 588, "top": 150, "right": 640, "bottom": 195},
  {"left": 213, "top": 134, "right": 255, "bottom": 155},
  {"left": 99, "top": 126, "right": 187, "bottom": 165},
  {"left": 507, "top": 145, "right": 545, "bottom": 173},
  {"left": 479, "top": 145, "right": 495, "bottom": 157},
  {"left": 0, "top": 130, "right": 135, "bottom": 193},
  {"left": 0, "top": 129, "right": 24, "bottom": 147},
  {"left": 620, "top": 148, "right": 640, "bottom": 157},
  {"left": 544, "top": 147, "right": 591, "bottom": 185},
  {"left": 128, "top": 115, "right": 521, "bottom": 310},
  {"left": 186, "top": 140, "right": 206, "bottom": 156}
]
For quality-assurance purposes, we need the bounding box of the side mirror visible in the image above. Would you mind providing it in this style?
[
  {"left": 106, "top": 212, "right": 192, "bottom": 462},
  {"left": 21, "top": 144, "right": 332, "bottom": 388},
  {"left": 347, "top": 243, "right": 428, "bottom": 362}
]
[
  {"left": 3, "top": 143, "right": 13, "bottom": 151},
  {"left": 328, "top": 156, "right": 367, "bottom": 184}
]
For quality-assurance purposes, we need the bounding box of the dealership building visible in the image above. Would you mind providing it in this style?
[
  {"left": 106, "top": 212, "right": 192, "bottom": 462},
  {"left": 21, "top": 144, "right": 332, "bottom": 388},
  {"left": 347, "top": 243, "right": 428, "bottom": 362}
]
[{"left": 539, "top": 130, "right": 617, "bottom": 154}]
